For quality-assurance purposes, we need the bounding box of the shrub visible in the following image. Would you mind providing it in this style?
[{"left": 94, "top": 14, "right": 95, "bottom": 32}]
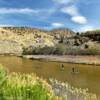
[
  {"left": 23, "top": 43, "right": 100, "bottom": 55},
  {"left": 54, "top": 44, "right": 67, "bottom": 55},
  {"left": 23, "top": 46, "right": 35, "bottom": 55},
  {"left": 23, "top": 46, "right": 56, "bottom": 55},
  {"left": 85, "top": 48, "right": 100, "bottom": 55},
  {"left": 39, "top": 46, "right": 55, "bottom": 55}
]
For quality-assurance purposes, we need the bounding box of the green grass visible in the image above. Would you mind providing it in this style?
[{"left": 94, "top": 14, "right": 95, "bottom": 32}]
[{"left": 0, "top": 65, "right": 56, "bottom": 100}]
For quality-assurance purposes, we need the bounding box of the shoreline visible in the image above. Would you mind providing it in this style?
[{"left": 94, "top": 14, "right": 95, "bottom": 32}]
[{"left": 23, "top": 55, "right": 100, "bottom": 66}]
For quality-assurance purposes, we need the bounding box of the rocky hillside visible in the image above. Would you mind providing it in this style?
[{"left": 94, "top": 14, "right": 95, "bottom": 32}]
[
  {"left": 0, "top": 27, "right": 100, "bottom": 55},
  {"left": 0, "top": 27, "right": 56, "bottom": 55},
  {"left": 51, "top": 28, "right": 75, "bottom": 43},
  {"left": 0, "top": 27, "right": 75, "bottom": 55},
  {"left": 70, "top": 30, "right": 100, "bottom": 55},
  {"left": 81, "top": 30, "right": 100, "bottom": 42},
  {"left": 1, "top": 27, "right": 55, "bottom": 47}
]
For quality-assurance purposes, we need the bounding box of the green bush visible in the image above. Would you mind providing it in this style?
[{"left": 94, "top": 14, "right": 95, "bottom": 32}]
[
  {"left": 23, "top": 46, "right": 56, "bottom": 55},
  {"left": 85, "top": 48, "right": 100, "bottom": 55},
  {"left": 54, "top": 44, "right": 67, "bottom": 55},
  {"left": 23, "top": 44, "right": 100, "bottom": 55},
  {"left": 39, "top": 46, "right": 55, "bottom": 55},
  {"left": 23, "top": 46, "right": 35, "bottom": 55}
]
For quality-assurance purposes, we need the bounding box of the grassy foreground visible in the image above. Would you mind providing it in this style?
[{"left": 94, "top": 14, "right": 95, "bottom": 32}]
[
  {"left": 0, "top": 65, "right": 56, "bottom": 100},
  {"left": 0, "top": 65, "right": 98, "bottom": 100}
]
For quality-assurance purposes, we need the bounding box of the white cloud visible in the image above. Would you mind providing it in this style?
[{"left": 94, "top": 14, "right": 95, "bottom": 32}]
[
  {"left": 71, "top": 16, "right": 87, "bottom": 24},
  {"left": 0, "top": 8, "right": 57, "bottom": 20},
  {"left": 51, "top": 22, "right": 64, "bottom": 27},
  {"left": 54, "top": 0, "right": 88, "bottom": 25},
  {"left": 79, "top": 25, "right": 94, "bottom": 32},
  {"left": 0, "top": 8, "right": 40, "bottom": 14},
  {"left": 61, "top": 5, "right": 79, "bottom": 16},
  {"left": 61, "top": 5, "right": 88, "bottom": 25}
]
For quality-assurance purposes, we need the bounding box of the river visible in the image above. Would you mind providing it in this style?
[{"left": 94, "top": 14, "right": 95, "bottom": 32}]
[{"left": 0, "top": 56, "right": 100, "bottom": 97}]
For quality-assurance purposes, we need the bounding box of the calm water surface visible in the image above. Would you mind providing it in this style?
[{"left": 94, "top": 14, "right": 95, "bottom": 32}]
[{"left": 0, "top": 56, "right": 100, "bottom": 96}]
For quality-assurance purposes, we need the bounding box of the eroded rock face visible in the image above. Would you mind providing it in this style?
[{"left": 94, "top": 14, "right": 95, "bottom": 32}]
[{"left": 0, "top": 40, "right": 23, "bottom": 55}]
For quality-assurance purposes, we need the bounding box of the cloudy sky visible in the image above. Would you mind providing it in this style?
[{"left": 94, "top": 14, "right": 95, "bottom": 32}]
[{"left": 0, "top": 0, "right": 100, "bottom": 32}]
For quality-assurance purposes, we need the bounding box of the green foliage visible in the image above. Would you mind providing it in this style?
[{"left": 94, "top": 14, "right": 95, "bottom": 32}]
[
  {"left": 39, "top": 46, "right": 55, "bottom": 55},
  {"left": 54, "top": 44, "right": 67, "bottom": 55},
  {"left": 23, "top": 46, "right": 35, "bottom": 55},
  {"left": 0, "top": 66, "right": 55, "bottom": 100},
  {"left": 85, "top": 48, "right": 100, "bottom": 55},
  {"left": 23, "top": 44, "right": 100, "bottom": 55},
  {"left": 23, "top": 46, "right": 56, "bottom": 55}
]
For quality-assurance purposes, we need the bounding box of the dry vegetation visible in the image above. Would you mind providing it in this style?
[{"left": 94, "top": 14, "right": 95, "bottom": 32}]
[
  {"left": 0, "top": 27, "right": 100, "bottom": 55},
  {"left": 0, "top": 27, "right": 55, "bottom": 47}
]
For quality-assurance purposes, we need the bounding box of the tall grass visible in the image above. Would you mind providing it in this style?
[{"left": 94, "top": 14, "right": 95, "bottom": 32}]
[
  {"left": 50, "top": 79, "right": 97, "bottom": 100},
  {"left": 0, "top": 65, "right": 55, "bottom": 100}
]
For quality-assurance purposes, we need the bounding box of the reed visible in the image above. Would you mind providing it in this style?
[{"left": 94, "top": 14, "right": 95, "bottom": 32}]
[
  {"left": 50, "top": 79, "right": 98, "bottom": 100},
  {"left": 0, "top": 65, "right": 55, "bottom": 100}
]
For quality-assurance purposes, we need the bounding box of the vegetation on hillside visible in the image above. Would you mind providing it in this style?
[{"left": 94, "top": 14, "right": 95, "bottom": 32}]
[
  {"left": 0, "top": 27, "right": 55, "bottom": 47},
  {"left": 51, "top": 28, "right": 75, "bottom": 43},
  {"left": 81, "top": 30, "right": 100, "bottom": 42},
  {"left": 0, "top": 27, "right": 100, "bottom": 55}
]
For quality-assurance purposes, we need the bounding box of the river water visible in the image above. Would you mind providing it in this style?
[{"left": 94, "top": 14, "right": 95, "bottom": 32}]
[{"left": 0, "top": 56, "right": 100, "bottom": 97}]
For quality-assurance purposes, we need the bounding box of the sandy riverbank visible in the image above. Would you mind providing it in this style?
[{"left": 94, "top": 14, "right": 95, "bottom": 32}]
[{"left": 23, "top": 55, "right": 100, "bottom": 65}]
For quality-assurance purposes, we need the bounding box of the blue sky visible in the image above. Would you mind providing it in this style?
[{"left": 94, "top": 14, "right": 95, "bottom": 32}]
[{"left": 0, "top": 0, "right": 100, "bottom": 32}]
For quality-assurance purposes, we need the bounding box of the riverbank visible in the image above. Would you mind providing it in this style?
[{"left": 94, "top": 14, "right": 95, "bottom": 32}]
[{"left": 23, "top": 55, "right": 100, "bottom": 65}]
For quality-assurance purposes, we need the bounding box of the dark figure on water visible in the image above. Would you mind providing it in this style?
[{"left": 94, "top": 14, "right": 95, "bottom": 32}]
[
  {"left": 60, "top": 64, "right": 64, "bottom": 70},
  {"left": 72, "top": 67, "right": 75, "bottom": 73},
  {"left": 71, "top": 67, "right": 79, "bottom": 74}
]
